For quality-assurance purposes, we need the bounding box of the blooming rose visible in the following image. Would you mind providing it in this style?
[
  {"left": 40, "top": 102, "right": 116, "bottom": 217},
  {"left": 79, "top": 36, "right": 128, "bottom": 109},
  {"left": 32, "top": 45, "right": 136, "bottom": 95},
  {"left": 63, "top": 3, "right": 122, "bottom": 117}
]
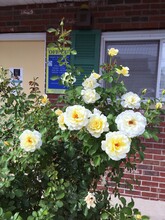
[
  {"left": 155, "top": 102, "right": 163, "bottom": 109},
  {"left": 19, "top": 129, "right": 42, "bottom": 152},
  {"left": 121, "top": 92, "right": 141, "bottom": 109},
  {"left": 116, "top": 66, "right": 129, "bottom": 77},
  {"left": 82, "top": 76, "right": 100, "bottom": 90},
  {"left": 90, "top": 71, "right": 101, "bottom": 79},
  {"left": 84, "top": 192, "right": 96, "bottom": 209},
  {"left": 101, "top": 131, "right": 131, "bottom": 161},
  {"left": 40, "top": 94, "right": 49, "bottom": 106},
  {"left": 81, "top": 89, "right": 100, "bottom": 104},
  {"left": 57, "top": 113, "right": 67, "bottom": 130},
  {"left": 115, "top": 110, "right": 147, "bottom": 138},
  {"left": 63, "top": 105, "right": 91, "bottom": 130},
  {"left": 108, "top": 48, "right": 119, "bottom": 57},
  {"left": 86, "top": 108, "right": 109, "bottom": 138}
]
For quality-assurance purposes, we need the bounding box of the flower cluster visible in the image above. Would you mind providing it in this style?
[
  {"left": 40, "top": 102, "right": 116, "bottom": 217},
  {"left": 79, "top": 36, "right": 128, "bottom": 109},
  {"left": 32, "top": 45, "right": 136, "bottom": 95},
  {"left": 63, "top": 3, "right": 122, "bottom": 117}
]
[{"left": 81, "top": 71, "right": 101, "bottom": 104}]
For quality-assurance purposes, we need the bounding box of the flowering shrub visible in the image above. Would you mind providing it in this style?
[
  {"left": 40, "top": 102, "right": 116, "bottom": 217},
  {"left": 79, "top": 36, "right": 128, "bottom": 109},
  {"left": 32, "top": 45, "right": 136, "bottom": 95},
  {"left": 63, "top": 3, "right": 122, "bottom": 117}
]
[{"left": 0, "top": 21, "right": 164, "bottom": 220}]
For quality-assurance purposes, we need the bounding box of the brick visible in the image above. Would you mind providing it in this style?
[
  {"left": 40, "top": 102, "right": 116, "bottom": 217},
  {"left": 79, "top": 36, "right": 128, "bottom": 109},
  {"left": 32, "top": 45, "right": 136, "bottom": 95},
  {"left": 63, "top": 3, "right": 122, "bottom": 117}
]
[
  {"left": 152, "top": 177, "right": 165, "bottom": 183},
  {"left": 142, "top": 192, "right": 158, "bottom": 199},
  {"left": 142, "top": 181, "right": 158, "bottom": 187}
]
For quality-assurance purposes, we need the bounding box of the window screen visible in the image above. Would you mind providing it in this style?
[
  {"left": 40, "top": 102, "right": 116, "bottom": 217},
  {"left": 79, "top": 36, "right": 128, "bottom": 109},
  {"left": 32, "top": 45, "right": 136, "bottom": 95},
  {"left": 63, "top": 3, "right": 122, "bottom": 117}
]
[
  {"left": 105, "top": 41, "right": 159, "bottom": 97},
  {"left": 160, "top": 42, "right": 165, "bottom": 97}
]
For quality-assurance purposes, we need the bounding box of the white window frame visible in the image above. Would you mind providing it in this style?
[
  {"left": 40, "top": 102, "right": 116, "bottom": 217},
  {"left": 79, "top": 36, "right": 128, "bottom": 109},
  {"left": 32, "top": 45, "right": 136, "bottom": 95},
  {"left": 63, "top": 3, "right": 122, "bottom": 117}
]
[{"left": 100, "top": 30, "right": 165, "bottom": 98}]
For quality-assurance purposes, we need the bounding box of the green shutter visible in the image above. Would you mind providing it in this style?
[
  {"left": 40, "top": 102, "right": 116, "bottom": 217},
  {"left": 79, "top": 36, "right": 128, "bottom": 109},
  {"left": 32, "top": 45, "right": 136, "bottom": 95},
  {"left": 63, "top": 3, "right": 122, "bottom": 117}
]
[{"left": 71, "top": 30, "right": 101, "bottom": 85}]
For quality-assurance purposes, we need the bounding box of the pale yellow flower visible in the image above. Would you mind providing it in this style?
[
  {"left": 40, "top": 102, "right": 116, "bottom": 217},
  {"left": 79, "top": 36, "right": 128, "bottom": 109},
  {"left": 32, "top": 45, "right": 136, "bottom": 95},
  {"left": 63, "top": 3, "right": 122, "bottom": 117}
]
[
  {"left": 107, "top": 48, "right": 119, "bottom": 57},
  {"left": 101, "top": 131, "right": 131, "bottom": 161},
  {"left": 121, "top": 92, "right": 141, "bottom": 109},
  {"left": 63, "top": 105, "right": 91, "bottom": 130},
  {"left": 82, "top": 76, "right": 99, "bottom": 90},
  {"left": 115, "top": 110, "right": 147, "bottom": 138},
  {"left": 81, "top": 89, "right": 100, "bottom": 104},
  {"left": 84, "top": 192, "right": 96, "bottom": 209},
  {"left": 55, "top": 109, "right": 63, "bottom": 116},
  {"left": 86, "top": 108, "right": 109, "bottom": 138},
  {"left": 90, "top": 71, "right": 101, "bottom": 79},
  {"left": 19, "top": 129, "right": 42, "bottom": 152},
  {"left": 155, "top": 102, "right": 163, "bottom": 109},
  {"left": 57, "top": 113, "right": 67, "bottom": 130},
  {"left": 116, "top": 66, "right": 129, "bottom": 77},
  {"left": 40, "top": 94, "right": 49, "bottom": 106}
]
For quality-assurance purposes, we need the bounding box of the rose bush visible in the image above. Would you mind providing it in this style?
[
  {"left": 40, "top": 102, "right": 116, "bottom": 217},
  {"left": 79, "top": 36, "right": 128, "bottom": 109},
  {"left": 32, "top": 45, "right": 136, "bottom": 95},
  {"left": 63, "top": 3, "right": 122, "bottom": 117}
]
[{"left": 0, "top": 20, "right": 164, "bottom": 220}]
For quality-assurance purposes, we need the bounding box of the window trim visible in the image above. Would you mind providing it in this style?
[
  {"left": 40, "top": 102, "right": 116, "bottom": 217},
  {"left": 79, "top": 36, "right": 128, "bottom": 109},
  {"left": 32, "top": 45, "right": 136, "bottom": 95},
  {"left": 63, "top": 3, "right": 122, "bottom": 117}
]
[{"left": 100, "top": 30, "right": 165, "bottom": 98}]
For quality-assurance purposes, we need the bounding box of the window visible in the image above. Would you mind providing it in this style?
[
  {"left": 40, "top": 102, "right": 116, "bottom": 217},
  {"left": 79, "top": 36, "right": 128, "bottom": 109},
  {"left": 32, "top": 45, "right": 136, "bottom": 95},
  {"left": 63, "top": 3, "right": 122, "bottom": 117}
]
[{"left": 100, "top": 30, "right": 165, "bottom": 98}]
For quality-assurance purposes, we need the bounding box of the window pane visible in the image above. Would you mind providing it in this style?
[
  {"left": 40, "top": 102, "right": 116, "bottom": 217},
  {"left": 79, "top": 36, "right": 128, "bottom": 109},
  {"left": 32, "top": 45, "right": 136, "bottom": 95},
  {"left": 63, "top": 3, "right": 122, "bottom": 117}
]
[
  {"left": 159, "top": 42, "right": 165, "bottom": 97},
  {"left": 105, "top": 41, "right": 159, "bottom": 97}
]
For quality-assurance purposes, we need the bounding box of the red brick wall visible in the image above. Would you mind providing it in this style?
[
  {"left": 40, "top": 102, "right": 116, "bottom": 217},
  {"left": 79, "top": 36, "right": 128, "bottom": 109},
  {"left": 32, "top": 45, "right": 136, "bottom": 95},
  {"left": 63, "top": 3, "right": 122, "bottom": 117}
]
[{"left": 0, "top": 0, "right": 165, "bottom": 201}]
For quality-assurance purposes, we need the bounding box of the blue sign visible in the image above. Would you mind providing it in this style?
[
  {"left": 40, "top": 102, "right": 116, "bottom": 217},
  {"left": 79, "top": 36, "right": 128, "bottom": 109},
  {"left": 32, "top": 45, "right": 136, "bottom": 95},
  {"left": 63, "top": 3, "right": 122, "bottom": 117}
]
[{"left": 46, "top": 48, "right": 70, "bottom": 94}]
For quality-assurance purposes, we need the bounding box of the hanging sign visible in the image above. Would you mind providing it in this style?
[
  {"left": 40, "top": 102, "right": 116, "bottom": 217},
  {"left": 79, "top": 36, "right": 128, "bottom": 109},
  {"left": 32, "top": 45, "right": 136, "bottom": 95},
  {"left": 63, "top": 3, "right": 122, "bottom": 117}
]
[{"left": 46, "top": 47, "right": 69, "bottom": 94}]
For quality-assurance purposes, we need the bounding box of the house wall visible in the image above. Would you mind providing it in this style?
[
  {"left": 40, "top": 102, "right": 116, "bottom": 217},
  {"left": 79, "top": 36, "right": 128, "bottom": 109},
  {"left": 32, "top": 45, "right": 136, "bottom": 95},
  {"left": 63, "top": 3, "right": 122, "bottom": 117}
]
[{"left": 0, "top": 0, "right": 165, "bottom": 202}]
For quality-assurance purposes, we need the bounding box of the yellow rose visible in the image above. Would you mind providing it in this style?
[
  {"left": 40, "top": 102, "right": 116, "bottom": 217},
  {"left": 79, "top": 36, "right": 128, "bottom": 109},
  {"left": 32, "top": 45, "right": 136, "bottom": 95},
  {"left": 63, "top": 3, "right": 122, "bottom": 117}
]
[
  {"left": 116, "top": 66, "right": 129, "bottom": 77},
  {"left": 155, "top": 102, "right": 163, "bottom": 109},
  {"left": 107, "top": 48, "right": 119, "bottom": 56}
]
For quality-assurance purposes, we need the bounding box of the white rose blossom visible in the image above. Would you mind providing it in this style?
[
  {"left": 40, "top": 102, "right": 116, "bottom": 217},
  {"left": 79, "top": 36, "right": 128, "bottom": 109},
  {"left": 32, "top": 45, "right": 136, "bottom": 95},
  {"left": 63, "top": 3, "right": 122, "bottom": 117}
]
[
  {"left": 63, "top": 105, "right": 91, "bottom": 130},
  {"left": 19, "top": 129, "right": 42, "bottom": 152},
  {"left": 116, "top": 66, "right": 129, "bottom": 77},
  {"left": 86, "top": 108, "right": 109, "bottom": 138},
  {"left": 82, "top": 76, "right": 100, "bottom": 90},
  {"left": 84, "top": 192, "right": 96, "bottom": 209},
  {"left": 121, "top": 92, "right": 141, "bottom": 109},
  {"left": 101, "top": 131, "right": 131, "bottom": 161},
  {"left": 40, "top": 94, "right": 49, "bottom": 106},
  {"left": 115, "top": 110, "right": 147, "bottom": 138},
  {"left": 81, "top": 89, "right": 100, "bottom": 104}
]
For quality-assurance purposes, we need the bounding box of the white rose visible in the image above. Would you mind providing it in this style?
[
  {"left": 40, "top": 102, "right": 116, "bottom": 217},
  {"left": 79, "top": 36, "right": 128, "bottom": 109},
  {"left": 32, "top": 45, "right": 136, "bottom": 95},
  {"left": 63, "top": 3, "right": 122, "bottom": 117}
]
[
  {"left": 84, "top": 192, "right": 96, "bottom": 209},
  {"left": 86, "top": 108, "right": 109, "bottom": 138},
  {"left": 121, "top": 92, "right": 141, "bottom": 109},
  {"left": 82, "top": 76, "right": 100, "bottom": 89},
  {"left": 101, "top": 131, "right": 131, "bottom": 161},
  {"left": 63, "top": 105, "right": 91, "bottom": 130},
  {"left": 81, "top": 89, "right": 100, "bottom": 104},
  {"left": 115, "top": 110, "right": 147, "bottom": 138},
  {"left": 19, "top": 129, "right": 42, "bottom": 152}
]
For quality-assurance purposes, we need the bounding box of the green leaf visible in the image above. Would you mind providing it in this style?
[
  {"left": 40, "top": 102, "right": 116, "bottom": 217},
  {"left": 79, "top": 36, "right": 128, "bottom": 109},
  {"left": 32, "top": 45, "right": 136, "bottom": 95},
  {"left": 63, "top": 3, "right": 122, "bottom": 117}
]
[
  {"left": 122, "top": 207, "right": 132, "bottom": 215},
  {"left": 93, "top": 155, "right": 101, "bottom": 167},
  {"left": 71, "top": 50, "right": 77, "bottom": 55},
  {"left": 50, "top": 75, "right": 59, "bottom": 81},
  {"left": 56, "top": 191, "right": 65, "bottom": 200},
  {"left": 120, "top": 197, "right": 126, "bottom": 206},
  {"left": 47, "top": 28, "right": 56, "bottom": 33},
  {"left": 142, "top": 216, "right": 150, "bottom": 220},
  {"left": 56, "top": 200, "right": 63, "bottom": 208},
  {"left": 101, "top": 212, "right": 109, "bottom": 219}
]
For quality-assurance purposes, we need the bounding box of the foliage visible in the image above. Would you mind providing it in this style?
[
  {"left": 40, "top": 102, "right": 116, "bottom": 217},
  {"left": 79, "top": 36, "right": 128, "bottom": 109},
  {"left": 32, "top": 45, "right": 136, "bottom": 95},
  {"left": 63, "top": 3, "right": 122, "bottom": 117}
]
[{"left": 0, "top": 21, "right": 164, "bottom": 220}]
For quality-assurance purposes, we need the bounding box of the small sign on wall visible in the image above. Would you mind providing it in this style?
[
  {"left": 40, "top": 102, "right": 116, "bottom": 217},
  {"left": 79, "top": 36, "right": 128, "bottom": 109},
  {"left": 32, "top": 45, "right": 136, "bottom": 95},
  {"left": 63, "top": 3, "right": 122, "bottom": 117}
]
[
  {"left": 10, "top": 67, "right": 23, "bottom": 86},
  {"left": 46, "top": 48, "right": 70, "bottom": 94}
]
